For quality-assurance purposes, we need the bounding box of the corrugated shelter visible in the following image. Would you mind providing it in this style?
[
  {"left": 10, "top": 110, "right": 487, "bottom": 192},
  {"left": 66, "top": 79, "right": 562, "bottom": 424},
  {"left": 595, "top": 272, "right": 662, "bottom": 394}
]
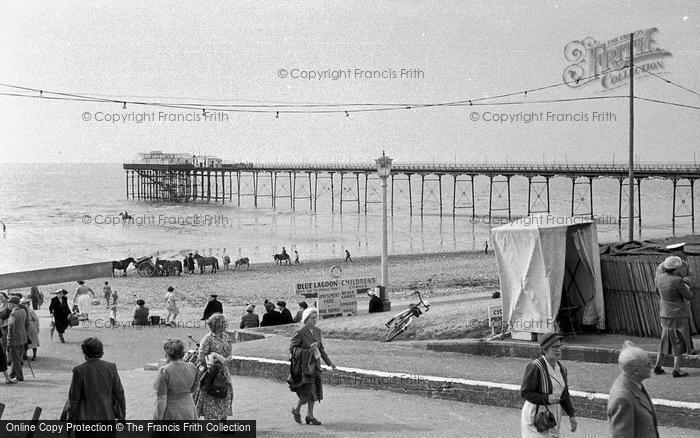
[{"left": 491, "top": 215, "right": 605, "bottom": 337}]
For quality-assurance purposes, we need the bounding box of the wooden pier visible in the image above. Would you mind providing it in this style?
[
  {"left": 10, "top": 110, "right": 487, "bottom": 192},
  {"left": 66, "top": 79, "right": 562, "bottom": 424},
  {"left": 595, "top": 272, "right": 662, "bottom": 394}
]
[{"left": 123, "top": 162, "right": 699, "bottom": 232}]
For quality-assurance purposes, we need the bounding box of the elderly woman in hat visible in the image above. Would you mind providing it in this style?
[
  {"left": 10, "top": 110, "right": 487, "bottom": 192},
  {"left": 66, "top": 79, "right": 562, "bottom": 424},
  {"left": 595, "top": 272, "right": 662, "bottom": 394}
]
[
  {"left": 520, "top": 332, "right": 577, "bottom": 437},
  {"left": 49, "top": 289, "right": 71, "bottom": 343},
  {"left": 239, "top": 304, "right": 259, "bottom": 329},
  {"left": 195, "top": 313, "right": 234, "bottom": 420},
  {"left": 288, "top": 307, "right": 336, "bottom": 425},
  {"left": 653, "top": 255, "right": 695, "bottom": 377}
]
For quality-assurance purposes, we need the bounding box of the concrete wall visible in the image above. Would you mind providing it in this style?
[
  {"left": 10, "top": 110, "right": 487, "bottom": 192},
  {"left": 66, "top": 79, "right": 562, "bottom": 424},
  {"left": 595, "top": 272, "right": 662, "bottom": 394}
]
[{"left": 0, "top": 261, "right": 114, "bottom": 290}]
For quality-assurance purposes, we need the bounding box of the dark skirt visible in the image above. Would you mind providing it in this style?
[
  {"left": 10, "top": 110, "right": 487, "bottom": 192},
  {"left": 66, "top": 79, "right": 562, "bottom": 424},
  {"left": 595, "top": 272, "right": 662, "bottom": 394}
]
[
  {"left": 0, "top": 340, "right": 7, "bottom": 372},
  {"left": 660, "top": 317, "right": 694, "bottom": 355},
  {"left": 54, "top": 316, "right": 69, "bottom": 334},
  {"left": 293, "top": 374, "right": 323, "bottom": 403}
]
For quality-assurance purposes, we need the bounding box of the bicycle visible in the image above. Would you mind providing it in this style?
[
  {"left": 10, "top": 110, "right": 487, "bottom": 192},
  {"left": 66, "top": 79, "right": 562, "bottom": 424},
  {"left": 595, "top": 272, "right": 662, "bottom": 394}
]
[
  {"left": 383, "top": 291, "right": 430, "bottom": 342},
  {"left": 183, "top": 333, "right": 200, "bottom": 365}
]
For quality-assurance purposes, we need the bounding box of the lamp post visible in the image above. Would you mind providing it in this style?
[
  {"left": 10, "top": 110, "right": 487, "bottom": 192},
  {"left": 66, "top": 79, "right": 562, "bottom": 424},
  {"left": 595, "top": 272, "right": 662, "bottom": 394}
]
[{"left": 375, "top": 151, "right": 393, "bottom": 311}]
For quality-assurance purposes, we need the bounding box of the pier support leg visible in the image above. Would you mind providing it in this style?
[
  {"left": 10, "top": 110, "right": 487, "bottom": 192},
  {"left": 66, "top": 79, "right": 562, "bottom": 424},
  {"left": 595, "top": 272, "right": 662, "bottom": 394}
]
[
  {"left": 420, "top": 174, "right": 425, "bottom": 217},
  {"left": 438, "top": 174, "right": 443, "bottom": 217},
  {"left": 356, "top": 173, "right": 361, "bottom": 213},
  {"left": 339, "top": 173, "right": 344, "bottom": 214}
]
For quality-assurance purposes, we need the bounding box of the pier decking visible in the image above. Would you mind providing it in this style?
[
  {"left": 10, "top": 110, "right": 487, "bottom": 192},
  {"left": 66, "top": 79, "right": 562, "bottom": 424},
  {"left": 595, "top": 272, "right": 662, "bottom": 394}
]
[{"left": 123, "top": 162, "right": 699, "bottom": 231}]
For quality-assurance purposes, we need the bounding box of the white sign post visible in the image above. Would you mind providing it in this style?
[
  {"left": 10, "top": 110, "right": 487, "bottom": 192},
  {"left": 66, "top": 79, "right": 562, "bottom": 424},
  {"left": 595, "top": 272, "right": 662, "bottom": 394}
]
[{"left": 488, "top": 304, "right": 503, "bottom": 335}]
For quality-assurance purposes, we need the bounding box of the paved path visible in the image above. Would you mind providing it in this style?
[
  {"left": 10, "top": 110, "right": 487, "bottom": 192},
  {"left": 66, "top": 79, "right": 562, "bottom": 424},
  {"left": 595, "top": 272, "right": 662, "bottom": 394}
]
[
  {"left": 174, "top": 373, "right": 700, "bottom": 437},
  {"left": 230, "top": 335, "right": 700, "bottom": 403}
]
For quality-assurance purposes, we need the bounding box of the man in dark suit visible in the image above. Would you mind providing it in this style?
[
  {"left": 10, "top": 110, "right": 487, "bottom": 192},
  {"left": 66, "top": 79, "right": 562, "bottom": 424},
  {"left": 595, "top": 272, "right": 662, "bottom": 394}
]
[
  {"left": 201, "top": 294, "right": 223, "bottom": 321},
  {"left": 7, "top": 296, "right": 29, "bottom": 381},
  {"left": 64, "top": 337, "right": 125, "bottom": 425},
  {"left": 607, "top": 341, "right": 659, "bottom": 438}
]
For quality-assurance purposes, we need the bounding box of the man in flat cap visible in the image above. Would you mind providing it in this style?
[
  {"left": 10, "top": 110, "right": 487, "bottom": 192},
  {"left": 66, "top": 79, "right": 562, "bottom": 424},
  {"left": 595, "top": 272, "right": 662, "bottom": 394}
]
[
  {"left": 201, "top": 294, "right": 223, "bottom": 321},
  {"left": 653, "top": 256, "right": 695, "bottom": 377},
  {"left": 608, "top": 341, "right": 658, "bottom": 438},
  {"left": 7, "top": 296, "right": 30, "bottom": 381}
]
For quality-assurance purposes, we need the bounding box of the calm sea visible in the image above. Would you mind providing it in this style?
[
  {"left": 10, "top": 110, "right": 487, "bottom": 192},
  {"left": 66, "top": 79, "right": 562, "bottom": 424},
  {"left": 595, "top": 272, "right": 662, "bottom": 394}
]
[{"left": 0, "top": 163, "right": 695, "bottom": 273}]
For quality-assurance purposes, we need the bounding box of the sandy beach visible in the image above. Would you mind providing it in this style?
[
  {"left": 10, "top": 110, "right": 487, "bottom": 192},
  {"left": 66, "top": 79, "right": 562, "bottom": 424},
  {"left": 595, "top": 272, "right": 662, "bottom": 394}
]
[{"left": 35, "top": 250, "right": 499, "bottom": 325}]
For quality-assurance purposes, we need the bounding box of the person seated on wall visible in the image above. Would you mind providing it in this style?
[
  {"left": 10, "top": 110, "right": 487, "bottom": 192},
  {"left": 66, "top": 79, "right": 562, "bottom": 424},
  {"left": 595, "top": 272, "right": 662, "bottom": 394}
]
[
  {"left": 368, "top": 290, "right": 384, "bottom": 313},
  {"left": 133, "top": 299, "right": 150, "bottom": 325}
]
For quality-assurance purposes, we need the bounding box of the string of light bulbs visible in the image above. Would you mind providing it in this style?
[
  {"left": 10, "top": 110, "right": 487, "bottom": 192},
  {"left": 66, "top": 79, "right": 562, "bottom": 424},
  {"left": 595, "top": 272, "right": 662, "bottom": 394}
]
[{"left": 1, "top": 65, "right": 697, "bottom": 114}]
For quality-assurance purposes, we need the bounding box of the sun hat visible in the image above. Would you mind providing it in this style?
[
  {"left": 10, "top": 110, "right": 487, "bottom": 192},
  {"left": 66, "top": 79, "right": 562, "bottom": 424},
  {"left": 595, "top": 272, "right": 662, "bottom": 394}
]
[
  {"left": 167, "top": 286, "right": 174, "bottom": 292},
  {"left": 538, "top": 332, "right": 563, "bottom": 350},
  {"left": 19, "top": 297, "right": 31, "bottom": 305},
  {"left": 662, "top": 256, "right": 682, "bottom": 271},
  {"left": 8, "top": 296, "right": 20, "bottom": 305},
  {"left": 301, "top": 307, "right": 319, "bottom": 324}
]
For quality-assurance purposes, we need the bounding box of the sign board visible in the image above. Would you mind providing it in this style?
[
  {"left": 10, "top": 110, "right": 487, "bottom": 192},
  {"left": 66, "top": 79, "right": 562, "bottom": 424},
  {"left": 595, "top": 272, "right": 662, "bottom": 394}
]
[
  {"left": 317, "top": 289, "right": 359, "bottom": 318},
  {"left": 294, "top": 277, "right": 378, "bottom": 297},
  {"left": 294, "top": 276, "right": 377, "bottom": 319},
  {"left": 488, "top": 304, "right": 503, "bottom": 331}
]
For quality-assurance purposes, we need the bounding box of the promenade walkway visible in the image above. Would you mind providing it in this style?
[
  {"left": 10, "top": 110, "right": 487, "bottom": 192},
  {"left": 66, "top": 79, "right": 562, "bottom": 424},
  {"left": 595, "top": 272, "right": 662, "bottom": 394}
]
[{"left": 225, "top": 331, "right": 700, "bottom": 430}]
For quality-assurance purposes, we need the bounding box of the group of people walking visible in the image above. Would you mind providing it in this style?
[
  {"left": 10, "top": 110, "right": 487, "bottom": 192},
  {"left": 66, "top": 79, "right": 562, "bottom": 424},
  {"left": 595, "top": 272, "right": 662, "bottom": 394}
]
[{"left": 59, "top": 308, "right": 336, "bottom": 430}]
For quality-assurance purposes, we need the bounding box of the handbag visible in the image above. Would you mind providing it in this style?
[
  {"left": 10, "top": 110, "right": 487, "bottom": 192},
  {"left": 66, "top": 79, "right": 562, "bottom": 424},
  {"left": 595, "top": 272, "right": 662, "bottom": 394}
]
[
  {"left": 534, "top": 404, "right": 557, "bottom": 433},
  {"left": 68, "top": 314, "right": 80, "bottom": 327},
  {"left": 200, "top": 364, "right": 228, "bottom": 399}
]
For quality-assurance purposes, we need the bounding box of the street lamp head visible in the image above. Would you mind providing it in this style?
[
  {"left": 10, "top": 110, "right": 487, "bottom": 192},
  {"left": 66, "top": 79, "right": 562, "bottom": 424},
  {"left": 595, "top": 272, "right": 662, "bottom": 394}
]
[{"left": 375, "top": 150, "right": 393, "bottom": 178}]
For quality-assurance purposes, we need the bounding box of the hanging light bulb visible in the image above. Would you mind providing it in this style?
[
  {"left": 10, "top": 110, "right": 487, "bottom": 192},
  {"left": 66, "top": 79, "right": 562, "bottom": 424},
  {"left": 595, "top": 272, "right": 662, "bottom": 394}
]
[
  {"left": 275, "top": 111, "right": 279, "bottom": 119},
  {"left": 39, "top": 90, "right": 43, "bottom": 97},
  {"left": 123, "top": 102, "right": 127, "bottom": 110},
  {"left": 202, "top": 108, "right": 206, "bottom": 115},
  {"left": 345, "top": 111, "right": 349, "bottom": 117}
]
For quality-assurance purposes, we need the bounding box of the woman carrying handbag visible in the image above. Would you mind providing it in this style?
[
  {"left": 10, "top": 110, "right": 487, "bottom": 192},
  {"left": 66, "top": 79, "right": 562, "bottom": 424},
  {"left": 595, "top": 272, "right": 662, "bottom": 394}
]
[{"left": 520, "top": 332, "right": 578, "bottom": 437}]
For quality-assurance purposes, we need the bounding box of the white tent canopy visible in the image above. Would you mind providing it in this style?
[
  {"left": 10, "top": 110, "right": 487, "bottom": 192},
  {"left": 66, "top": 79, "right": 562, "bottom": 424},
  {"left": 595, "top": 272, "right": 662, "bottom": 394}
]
[{"left": 491, "top": 215, "right": 605, "bottom": 335}]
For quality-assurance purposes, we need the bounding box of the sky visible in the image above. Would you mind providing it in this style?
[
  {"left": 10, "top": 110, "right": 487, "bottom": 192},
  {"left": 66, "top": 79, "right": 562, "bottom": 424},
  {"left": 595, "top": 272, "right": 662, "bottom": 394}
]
[{"left": 0, "top": 0, "right": 698, "bottom": 164}]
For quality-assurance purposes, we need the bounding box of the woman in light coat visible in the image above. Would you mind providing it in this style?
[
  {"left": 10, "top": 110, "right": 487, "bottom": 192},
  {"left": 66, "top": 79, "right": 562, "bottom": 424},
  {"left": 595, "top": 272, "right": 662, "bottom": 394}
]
[{"left": 20, "top": 298, "right": 40, "bottom": 360}]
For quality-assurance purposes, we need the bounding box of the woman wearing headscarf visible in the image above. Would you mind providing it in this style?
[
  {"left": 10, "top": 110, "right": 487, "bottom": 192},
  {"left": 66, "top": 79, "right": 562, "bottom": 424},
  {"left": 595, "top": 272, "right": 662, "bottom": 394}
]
[
  {"left": 154, "top": 339, "right": 199, "bottom": 421},
  {"left": 195, "top": 313, "right": 234, "bottom": 420},
  {"left": 49, "top": 289, "right": 71, "bottom": 343},
  {"left": 288, "top": 307, "right": 336, "bottom": 425},
  {"left": 520, "top": 332, "right": 577, "bottom": 437}
]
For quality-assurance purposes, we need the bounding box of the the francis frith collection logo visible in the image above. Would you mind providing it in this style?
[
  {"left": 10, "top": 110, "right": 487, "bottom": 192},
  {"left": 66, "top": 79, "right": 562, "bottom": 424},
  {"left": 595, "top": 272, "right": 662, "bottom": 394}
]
[{"left": 563, "top": 28, "right": 672, "bottom": 91}]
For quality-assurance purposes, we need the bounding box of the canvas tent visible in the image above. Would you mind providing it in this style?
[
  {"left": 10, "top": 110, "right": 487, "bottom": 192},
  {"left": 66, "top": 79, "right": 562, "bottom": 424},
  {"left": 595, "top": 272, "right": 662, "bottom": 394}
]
[{"left": 491, "top": 215, "right": 605, "bottom": 337}]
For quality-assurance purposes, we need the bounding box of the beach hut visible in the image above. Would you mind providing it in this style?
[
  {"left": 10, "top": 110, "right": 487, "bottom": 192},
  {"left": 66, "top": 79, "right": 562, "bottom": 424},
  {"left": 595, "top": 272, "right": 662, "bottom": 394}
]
[{"left": 491, "top": 215, "right": 605, "bottom": 340}]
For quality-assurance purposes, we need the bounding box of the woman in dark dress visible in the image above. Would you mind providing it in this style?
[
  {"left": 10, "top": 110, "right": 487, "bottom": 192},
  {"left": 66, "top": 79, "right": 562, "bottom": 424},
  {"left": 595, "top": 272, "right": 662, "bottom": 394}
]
[
  {"left": 288, "top": 308, "right": 336, "bottom": 425},
  {"left": 49, "top": 289, "right": 71, "bottom": 343}
]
